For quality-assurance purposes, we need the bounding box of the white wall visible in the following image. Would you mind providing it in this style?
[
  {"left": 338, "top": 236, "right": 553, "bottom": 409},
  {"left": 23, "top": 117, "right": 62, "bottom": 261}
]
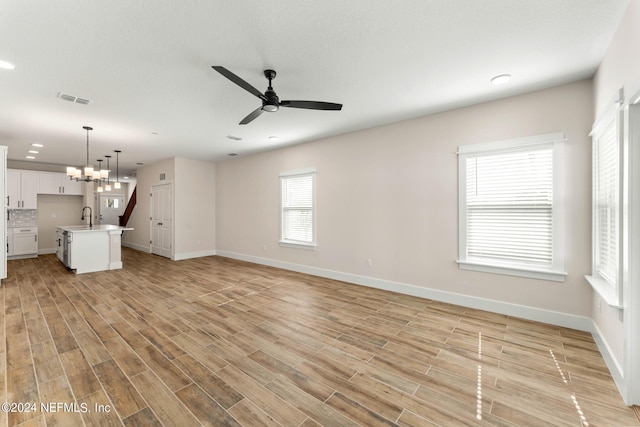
[
  {"left": 123, "top": 158, "right": 174, "bottom": 251},
  {"left": 37, "top": 194, "right": 84, "bottom": 253},
  {"left": 174, "top": 158, "right": 216, "bottom": 259},
  {"left": 591, "top": 0, "right": 640, "bottom": 402},
  {"left": 216, "top": 79, "right": 594, "bottom": 326},
  {"left": 122, "top": 157, "right": 216, "bottom": 260}
]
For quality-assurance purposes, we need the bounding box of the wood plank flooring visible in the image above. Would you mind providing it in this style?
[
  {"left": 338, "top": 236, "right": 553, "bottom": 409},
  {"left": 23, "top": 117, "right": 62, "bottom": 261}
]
[{"left": 2, "top": 248, "right": 639, "bottom": 426}]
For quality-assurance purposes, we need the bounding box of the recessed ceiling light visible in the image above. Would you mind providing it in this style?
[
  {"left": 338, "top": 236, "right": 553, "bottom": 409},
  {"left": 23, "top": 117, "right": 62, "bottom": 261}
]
[
  {"left": 25, "top": 155, "right": 35, "bottom": 160},
  {"left": 28, "top": 150, "right": 39, "bottom": 154},
  {"left": 31, "top": 143, "right": 44, "bottom": 147},
  {"left": 226, "top": 135, "right": 242, "bottom": 141},
  {"left": 0, "top": 60, "right": 16, "bottom": 70},
  {"left": 491, "top": 74, "right": 511, "bottom": 85},
  {"left": 228, "top": 153, "right": 238, "bottom": 156},
  {"left": 268, "top": 136, "right": 279, "bottom": 141}
]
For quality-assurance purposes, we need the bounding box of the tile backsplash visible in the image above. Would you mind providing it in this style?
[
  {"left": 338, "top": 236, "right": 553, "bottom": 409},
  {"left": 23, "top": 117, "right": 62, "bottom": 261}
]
[{"left": 7, "top": 209, "right": 37, "bottom": 226}]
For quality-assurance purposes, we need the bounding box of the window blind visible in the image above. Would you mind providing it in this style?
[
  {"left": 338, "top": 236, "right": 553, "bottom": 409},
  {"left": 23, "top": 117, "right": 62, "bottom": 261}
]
[
  {"left": 465, "top": 146, "right": 553, "bottom": 268},
  {"left": 281, "top": 172, "right": 314, "bottom": 244},
  {"left": 594, "top": 119, "right": 619, "bottom": 285}
]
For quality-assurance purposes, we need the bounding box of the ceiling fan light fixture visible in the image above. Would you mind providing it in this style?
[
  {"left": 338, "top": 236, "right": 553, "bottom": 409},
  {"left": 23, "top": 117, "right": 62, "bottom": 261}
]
[{"left": 263, "top": 104, "right": 278, "bottom": 112}]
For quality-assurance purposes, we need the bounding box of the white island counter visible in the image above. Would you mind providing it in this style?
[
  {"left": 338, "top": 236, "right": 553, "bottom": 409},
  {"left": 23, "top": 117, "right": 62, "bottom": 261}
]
[{"left": 57, "top": 225, "right": 133, "bottom": 274}]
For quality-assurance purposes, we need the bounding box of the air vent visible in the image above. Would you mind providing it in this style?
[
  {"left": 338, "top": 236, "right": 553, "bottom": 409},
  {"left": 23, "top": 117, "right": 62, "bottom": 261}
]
[
  {"left": 160, "top": 173, "right": 166, "bottom": 180},
  {"left": 57, "top": 92, "right": 92, "bottom": 105}
]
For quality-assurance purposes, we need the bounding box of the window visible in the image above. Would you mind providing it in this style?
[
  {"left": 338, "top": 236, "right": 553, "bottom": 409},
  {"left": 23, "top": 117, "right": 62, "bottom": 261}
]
[
  {"left": 594, "top": 118, "right": 619, "bottom": 285},
  {"left": 586, "top": 98, "right": 623, "bottom": 307},
  {"left": 280, "top": 169, "right": 316, "bottom": 248},
  {"left": 457, "top": 133, "right": 566, "bottom": 281}
]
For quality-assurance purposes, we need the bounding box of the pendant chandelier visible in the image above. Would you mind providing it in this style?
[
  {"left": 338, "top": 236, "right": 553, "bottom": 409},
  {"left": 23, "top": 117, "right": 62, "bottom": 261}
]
[
  {"left": 114, "top": 150, "right": 122, "bottom": 189},
  {"left": 96, "top": 159, "right": 104, "bottom": 192},
  {"left": 104, "top": 155, "right": 112, "bottom": 192},
  {"left": 66, "top": 126, "right": 108, "bottom": 183}
]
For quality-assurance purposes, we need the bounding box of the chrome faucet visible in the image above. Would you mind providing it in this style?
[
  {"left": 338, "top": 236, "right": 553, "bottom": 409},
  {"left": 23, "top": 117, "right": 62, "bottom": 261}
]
[{"left": 81, "top": 206, "right": 93, "bottom": 227}]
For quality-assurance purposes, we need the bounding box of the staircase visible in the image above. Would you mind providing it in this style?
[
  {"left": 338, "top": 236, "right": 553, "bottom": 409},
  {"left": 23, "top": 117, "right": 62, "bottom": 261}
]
[{"left": 119, "top": 186, "right": 137, "bottom": 226}]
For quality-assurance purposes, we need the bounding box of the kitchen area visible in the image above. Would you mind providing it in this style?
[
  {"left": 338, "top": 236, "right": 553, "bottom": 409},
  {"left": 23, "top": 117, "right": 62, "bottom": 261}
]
[{"left": 6, "top": 165, "right": 134, "bottom": 273}]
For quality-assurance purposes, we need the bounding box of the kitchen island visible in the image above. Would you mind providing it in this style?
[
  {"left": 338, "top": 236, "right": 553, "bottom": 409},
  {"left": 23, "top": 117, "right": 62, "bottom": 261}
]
[{"left": 57, "top": 224, "right": 133, "bottom": 274}]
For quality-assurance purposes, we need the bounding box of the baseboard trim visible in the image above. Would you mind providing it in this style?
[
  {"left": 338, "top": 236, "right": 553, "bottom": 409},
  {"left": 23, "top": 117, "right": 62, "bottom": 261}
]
[
  {"left": 590, "top": 320, "right": 625, "bottom": 397},
  {"left": 173, "top": 250, "right": 217, "bottom": 261},
  {"left": 215, "top": 251, "right": 592, "bottom": 332},
  {"left": 122, "top": 242, "right": 150, "bottom": 253}
]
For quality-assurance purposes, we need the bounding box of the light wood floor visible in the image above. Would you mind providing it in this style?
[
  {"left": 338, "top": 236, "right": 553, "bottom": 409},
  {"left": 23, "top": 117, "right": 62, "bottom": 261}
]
[{"left": 2, "top": 248, "right": 639, "bottom": 426}]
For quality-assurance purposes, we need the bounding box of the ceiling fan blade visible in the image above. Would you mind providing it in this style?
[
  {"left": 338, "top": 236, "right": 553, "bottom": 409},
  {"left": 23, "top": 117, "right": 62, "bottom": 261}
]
[
  {"left": 239, "top": 107, "right": 264, "bottom": 125},
  {"left": 212, "top": 66, "right": 266, "bottom": 101},
  {"left": 280, "top": 100, "right": 342, "bottom": 111}
]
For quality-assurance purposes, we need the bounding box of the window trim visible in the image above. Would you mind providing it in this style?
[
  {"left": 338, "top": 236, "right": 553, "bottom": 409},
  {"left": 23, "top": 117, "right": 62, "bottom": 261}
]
[
  {"left": 586, "top": 93, "right": 624, "bottom": 308},
  {"left": 457, "top": 132, "right": 567, "bottom": 282},
  {"left": 279, "top": 168, "right": 317, "bottom": 250}
]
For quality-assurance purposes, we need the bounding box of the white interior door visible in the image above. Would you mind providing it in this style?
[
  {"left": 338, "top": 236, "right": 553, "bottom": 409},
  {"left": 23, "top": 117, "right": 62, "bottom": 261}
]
[
  {"left": 99, "top": 194, "right": 125, "bottom": 225},
  {"left": 151, "top": 183, "right": 172, "bottom": 258}
]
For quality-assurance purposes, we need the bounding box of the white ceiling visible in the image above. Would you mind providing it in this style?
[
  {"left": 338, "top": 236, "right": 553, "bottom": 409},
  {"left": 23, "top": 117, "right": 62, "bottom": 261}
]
[{"left": 0, "top": 0, "right": 629, "bottom": 178}]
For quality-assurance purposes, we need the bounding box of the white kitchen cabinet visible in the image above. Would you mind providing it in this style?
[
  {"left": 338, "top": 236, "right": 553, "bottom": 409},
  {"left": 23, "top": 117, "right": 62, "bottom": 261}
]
[
  {"left": 7, "top": 169, "right": 38, "bottom": 209},
  {"left": 7, "top": 227, "right": 38, "bottom": 258},
  {"left": 38, "top": 172, "right": 83, "bottom": 195},
  {"left": 57, "top": 225, "right": 133, "bottom": 273}
]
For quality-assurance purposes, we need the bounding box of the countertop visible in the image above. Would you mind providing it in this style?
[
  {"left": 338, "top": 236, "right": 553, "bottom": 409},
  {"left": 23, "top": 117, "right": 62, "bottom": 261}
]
[{"left": 57, "top": 225, "right": 134, "bottom": 233}]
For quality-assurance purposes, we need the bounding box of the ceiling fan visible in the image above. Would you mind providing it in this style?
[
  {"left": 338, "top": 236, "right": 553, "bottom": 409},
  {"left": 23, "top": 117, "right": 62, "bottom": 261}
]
[{"left": 212, "top": 66, "right": 342, "bottom": 125}]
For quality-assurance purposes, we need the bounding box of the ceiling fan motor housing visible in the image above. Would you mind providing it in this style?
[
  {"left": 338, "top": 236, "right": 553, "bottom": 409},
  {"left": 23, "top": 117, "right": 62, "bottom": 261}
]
[
  {"left": 263, "top": 89, "right": 280, "bottom": 112},
  {"left": 263, "top": 70, "right": 279, "bottom": 112}
]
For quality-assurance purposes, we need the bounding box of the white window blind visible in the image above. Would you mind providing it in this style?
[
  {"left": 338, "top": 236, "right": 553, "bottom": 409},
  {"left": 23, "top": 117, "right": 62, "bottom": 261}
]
[
  {"left": 458, "top": 132, "right": 566, "bottom": 282},
  {"left": 280, "top": 171, "right": 315, "bottom": 246},
  {"left": 465, "top": 146, "right": 553, "bottom": 268},
  {"left": 594, "top": 118, "right": 619, "bottom": 286}
]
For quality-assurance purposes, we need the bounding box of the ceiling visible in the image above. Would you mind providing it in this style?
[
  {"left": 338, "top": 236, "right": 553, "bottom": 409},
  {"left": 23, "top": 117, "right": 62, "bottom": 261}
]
[{"left": 0, "top": 0, "right": 629, "bottom": 179}]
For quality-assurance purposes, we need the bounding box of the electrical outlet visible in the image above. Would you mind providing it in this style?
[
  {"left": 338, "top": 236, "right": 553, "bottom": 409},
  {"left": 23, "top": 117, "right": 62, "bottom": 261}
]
[
  {"left": 366, "top": 258, "right": 373, "bottom": 268},
  {"left": 598, "top": 298, "right": 602, "bottom": 313}
]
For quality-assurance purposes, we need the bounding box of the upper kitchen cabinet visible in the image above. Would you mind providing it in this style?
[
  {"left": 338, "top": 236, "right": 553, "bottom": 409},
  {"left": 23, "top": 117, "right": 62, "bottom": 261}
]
[
  {"left": 38, "top": 172, "right": 84, "bottom": 195},
  {"left": 7, "top": 169, "right": 38, "bottom": 209}
]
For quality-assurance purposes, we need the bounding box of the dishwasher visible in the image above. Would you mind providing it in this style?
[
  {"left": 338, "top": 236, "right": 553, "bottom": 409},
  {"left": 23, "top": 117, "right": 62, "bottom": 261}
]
[{"left": 56, "top": 229, "right": 70, "bottom": 266}]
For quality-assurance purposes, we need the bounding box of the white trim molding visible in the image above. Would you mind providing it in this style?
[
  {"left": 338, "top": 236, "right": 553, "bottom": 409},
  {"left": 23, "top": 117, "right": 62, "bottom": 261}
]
[
  {"left": 590, "top": 320, "right": 624, "bottom": 393},
  {"left": 457, "top": 132, "right": 567, "bottom": 281},
  {"left": 620, "top": 89, "right": 640, "bottom": 405},
  {"left": 173, "top": 250, "right": 216, "bottom": 261},
  {"left": 216, "top": 250, "right": 592, "bottom": 332}
]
